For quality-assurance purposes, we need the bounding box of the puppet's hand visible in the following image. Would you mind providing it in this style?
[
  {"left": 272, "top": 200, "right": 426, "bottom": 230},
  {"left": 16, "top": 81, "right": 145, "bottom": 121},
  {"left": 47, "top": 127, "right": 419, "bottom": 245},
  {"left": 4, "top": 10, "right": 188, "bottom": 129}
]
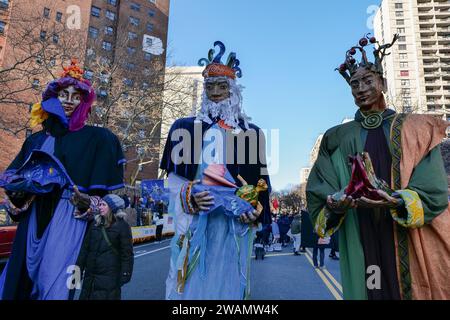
[
  {"left": 240, "top": 202, "right": 262, "bottom": 224},
  {"left": 327, "top": 193, "right": 357, "bottom": 214},
  {"left": 356, "top": 190, "right": 402, "bottom": 209},
  {"left": 70, "top": 186, "right": 91, "bottom": 212},
  {"left": 191, "top": 180, "right": 214, "bottom": 212}
]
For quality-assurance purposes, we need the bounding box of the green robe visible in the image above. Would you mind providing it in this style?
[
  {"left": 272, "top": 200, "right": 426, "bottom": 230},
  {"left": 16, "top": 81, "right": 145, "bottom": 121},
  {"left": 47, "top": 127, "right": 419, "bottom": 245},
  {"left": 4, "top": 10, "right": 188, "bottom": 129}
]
[{"left": 306, "top": 110, "right": 448, "bottom": 300}]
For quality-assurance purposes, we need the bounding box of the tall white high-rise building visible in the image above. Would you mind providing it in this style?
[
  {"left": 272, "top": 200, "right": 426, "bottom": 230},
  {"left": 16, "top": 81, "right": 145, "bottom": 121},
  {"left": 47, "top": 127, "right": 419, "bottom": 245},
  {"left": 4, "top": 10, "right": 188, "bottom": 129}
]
[{"left": 374, "top": 0, "right": 450, "bottom": 118}]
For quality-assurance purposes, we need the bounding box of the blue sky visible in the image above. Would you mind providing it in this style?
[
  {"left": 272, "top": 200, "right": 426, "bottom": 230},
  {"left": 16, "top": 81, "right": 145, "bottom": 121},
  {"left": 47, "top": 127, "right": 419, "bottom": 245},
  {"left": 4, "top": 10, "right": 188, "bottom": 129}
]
[{"left": 166, "top": 0, "right": 381, "bottom": 191}]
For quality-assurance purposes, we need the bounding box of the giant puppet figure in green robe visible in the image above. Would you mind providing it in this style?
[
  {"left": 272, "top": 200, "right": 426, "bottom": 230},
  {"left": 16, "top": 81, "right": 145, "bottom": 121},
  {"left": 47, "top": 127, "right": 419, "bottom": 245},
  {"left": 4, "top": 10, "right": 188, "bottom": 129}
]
[{"left": 306, "top": 33, "right": 450, "bottom": 300}]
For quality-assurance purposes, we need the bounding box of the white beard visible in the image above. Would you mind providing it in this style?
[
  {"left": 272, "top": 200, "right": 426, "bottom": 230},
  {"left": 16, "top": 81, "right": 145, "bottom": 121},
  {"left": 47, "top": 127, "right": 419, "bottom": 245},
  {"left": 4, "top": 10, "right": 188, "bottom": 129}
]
[{"left": 195, "top": 77, "right": 251, "bottom": 131}]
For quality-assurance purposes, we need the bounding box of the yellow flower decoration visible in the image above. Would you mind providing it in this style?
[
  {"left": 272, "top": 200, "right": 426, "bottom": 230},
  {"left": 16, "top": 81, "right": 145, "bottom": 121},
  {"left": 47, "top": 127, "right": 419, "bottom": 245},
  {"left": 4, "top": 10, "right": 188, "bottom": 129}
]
[{"left": 30, "top": 102, "right": 49, "bottom": 128}]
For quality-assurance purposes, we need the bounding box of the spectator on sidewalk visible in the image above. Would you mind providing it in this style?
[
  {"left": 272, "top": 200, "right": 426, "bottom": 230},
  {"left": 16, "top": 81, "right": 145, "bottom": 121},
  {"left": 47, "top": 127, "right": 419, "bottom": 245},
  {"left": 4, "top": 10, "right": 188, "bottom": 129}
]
[
  {"left": 77, "top": 194, "right": 134, "bottom": 300},
  {"left": 153, "top": 212, "right": 164, "bottom": 243},
  {"left": 136, "top": 198, "right": 145, "bottom": 226}
]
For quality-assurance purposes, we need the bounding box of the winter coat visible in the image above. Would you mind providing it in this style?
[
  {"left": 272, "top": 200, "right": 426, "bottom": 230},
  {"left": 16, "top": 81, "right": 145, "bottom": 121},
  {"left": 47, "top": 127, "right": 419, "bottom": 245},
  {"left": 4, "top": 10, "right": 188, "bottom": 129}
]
[
  {"left": 290, "top": 215, "right": 302, "bottom": 234},
  {"left": 77, "top": 215, "right": 134, "bottom": 300},
  {"left": 278, "top": 216, "right": 291, "bottom": 235}
]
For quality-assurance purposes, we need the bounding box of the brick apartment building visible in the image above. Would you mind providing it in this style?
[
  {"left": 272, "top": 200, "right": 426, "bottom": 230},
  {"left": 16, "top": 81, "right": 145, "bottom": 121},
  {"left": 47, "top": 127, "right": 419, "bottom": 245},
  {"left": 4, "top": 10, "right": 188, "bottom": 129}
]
[{"left": 0, "top": 0, "right": 170, "bottom": 186}]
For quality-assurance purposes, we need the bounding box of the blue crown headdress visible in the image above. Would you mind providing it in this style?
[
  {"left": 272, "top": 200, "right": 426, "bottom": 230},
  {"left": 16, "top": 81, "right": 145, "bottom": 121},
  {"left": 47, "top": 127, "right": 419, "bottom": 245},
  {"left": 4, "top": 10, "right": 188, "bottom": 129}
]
[{"left": 198, "top": 41, "right": 242, "bottom": 79}]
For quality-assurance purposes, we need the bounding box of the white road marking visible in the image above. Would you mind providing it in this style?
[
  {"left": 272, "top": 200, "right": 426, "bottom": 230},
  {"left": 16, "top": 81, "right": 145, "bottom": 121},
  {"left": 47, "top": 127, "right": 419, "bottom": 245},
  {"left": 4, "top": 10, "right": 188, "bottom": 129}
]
[
  {"left": 305, "top": 248, "right": 343, "bottom": 295},
  {"left": 134, "top": 246, "right": 171, "bottom": 258}
]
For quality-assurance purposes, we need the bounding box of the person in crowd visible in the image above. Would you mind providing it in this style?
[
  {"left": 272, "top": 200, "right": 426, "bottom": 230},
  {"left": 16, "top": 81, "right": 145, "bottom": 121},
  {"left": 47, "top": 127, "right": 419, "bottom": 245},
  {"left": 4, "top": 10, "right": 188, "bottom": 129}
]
[
  {"left": 329, "top": 232, "right": 339, "bottom": 260},
  {"left": 312, "top": 232, "right": 330, "bottom": 269},
  {"left": 153, "top": 211, "right": 164, "bottom": 243},
  {"left": 290, "top": 212, "right": 302, "bottom": 255},
  {"left": 77, "top": 194, "right": 133, "bottom": 300}
]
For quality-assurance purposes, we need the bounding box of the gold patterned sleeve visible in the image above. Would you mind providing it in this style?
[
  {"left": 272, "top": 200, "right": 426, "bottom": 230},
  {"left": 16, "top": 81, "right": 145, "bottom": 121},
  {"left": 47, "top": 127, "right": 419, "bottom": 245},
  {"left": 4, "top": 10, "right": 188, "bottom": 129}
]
[
  {"left": 390, "top": 189, "right": 425, "bottom": 228},
  {"left": 314, "top": 206, "right": 346, "bottom": 238}
]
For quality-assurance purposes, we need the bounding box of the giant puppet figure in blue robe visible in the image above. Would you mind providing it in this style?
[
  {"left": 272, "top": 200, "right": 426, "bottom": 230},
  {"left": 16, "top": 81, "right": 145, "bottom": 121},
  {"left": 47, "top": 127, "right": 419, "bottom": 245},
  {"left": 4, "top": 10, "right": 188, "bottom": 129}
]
[
  {"left": 160, "top": 41, "right": 272, "bottom": 300},
  {"left": 0, "top": 60, "right": 125, "bottom": 300}
]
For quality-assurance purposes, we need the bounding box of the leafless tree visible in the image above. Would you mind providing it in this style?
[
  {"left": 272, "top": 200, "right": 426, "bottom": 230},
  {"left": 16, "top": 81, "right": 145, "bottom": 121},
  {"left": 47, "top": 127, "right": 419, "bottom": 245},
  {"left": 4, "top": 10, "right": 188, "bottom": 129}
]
[{"left": 0, "top": 1, "right": 86, "bottom": 136}]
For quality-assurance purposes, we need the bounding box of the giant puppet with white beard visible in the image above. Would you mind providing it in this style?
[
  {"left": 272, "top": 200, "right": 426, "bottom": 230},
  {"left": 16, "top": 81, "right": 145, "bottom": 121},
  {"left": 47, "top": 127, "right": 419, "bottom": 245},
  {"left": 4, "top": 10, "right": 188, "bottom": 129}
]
[{"left": 160, "top": 41, "right": 271, "bottom": 300}]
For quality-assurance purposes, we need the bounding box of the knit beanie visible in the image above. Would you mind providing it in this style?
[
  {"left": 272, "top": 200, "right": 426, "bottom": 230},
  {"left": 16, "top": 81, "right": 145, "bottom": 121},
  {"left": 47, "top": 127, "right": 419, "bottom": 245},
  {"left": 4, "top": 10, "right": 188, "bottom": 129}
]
[{"left": 103, "top": 194, "right": 125, "bottom": 214}]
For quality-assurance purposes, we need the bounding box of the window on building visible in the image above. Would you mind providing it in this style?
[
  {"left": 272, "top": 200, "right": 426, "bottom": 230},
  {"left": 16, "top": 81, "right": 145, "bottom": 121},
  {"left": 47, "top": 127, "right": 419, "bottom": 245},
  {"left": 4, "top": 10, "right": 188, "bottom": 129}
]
[
  {"left": 396, "top": 19, "right": 404, "bottom": 25},
  {"left": 123, "top": 78, "right": 134, "bottom": 86},
  {"left": 98, "top": 88, "right": 108, "bottom": 98},
  {"left": 129, "top": 16, "right": 140, "bottom": 26},
  {"left": 56, "top": 11, "right": 62, "bottom": 22},
  {"left": 148, "top": 0, "right": 157, "bottom": 4},
  {"left": 399, "top": 53, "right": 408, "bottom": 59},
  {"left": 102, "top": 41, "right": 112, "bottom": 51},
  {"left": 401, "top": 79, "right": 410, "bottom": 86},
  {"left": 88, "top": 26, "right": 99, "bottom": 39},
  {"left": 105, "top": 26, "right": 114, "bottom": 35},
  {"left": 86, "top": 48, "right": 95, "bottom": 57},
  {"left": 40, "top": 30, "right": 47, "bottom": 40},
  {"left": 398, "top": 36, "right": 406, "bottom": 42},
  {"left": 397, "top": 27, "right": 405, "bottom": 34},
  {"left": 146, "top": 23, "right": 154, "bottom": 32},
  {"left": 128, "top": 31, "right": 138, "bottom": 40},
  {"left": 100, "top": 57, "right": 111, "bottom": 65},
  {"left": 52, "top": 34, "right": 59, "bottom": 44},
  {"left": 0, "top": 0, "right": 9, "bottom": 9},
  {"left": 32, "top": 79, "right": 40, "bottom": 88},
  {"left": 395, "top": 3, "right": 403, "bottom": 9},
  {"left": 91, "top": 6, "right": 101, "bottom": 17},
  {"left": 125, "top": 62, "right": 136, "bottom": 70},
  {"left": 138, "top": 130, "right": 146, "bottom": 139},
  {"left": 395, "top": 11, "right": 403, "bottom": 17},
  {"left": 399, "top": 44, "right": 407, "bottom": 50},
  {"left": 127, "top": 46, "right": 136, "bottom": 55},
  {"left": 106, "top": 10, "right": 116, "bottom": 20},
  {"left": 403, "top": 106, "right": 412, "bottom": 113},
  {"left": 401, "top": 88, "right": 411, "bottom": 95},
  {"left": 144, "top": 53, "right": 152, "bottom": 61},
  {"left": 107, "top": 0, "right": 117, "bottom": 6},
  {"left": 130, "top": 3, "right": 141, "bottom": 11},
  {"left": 400, "top": 70, "right": 409, "bottom": 77},
  {"left": 148, "top": 9, "right": 155, "bottom": 17},
  {"left": 400, "top": 61, "right": 408, "bottom": 68},
  {"left": 84, "top": 70, "right": 94, "bottom": 80},
  {"left": 43, "top": 7, "right": 50, "bottom": 18},
  {"left": 0, "top": 21, "right": 5, "bottom": 34},
  {"left": 100, "top": 73, "right": 109, "bottom": 83}
]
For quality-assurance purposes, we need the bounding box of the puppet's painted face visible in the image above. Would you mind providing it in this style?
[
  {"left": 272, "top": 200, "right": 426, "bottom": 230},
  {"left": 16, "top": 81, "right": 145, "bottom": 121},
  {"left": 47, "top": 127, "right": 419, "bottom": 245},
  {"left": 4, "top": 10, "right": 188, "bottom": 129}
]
[
  {"left": 57, "top": 85, "right": 82, "bottom": 117},
  {"left": 205, "top": 79, "right": 230, "bottom": 103},
  {"left": 350, "top": 68, "right": 386, "bottom": 112}
]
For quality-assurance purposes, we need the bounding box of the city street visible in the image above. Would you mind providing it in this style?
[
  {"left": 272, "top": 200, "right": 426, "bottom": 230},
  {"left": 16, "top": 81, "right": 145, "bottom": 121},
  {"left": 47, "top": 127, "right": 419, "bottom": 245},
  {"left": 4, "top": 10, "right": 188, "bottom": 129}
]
[{"left": 120, "top": 238, "right": 343, "bottom": 300}]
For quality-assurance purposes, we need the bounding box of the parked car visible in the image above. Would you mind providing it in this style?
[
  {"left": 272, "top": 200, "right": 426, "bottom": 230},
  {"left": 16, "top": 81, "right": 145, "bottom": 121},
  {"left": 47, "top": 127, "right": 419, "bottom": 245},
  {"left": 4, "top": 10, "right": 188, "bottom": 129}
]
[{"left": 0, "top": 204, "right": 17, "bottom": 265}]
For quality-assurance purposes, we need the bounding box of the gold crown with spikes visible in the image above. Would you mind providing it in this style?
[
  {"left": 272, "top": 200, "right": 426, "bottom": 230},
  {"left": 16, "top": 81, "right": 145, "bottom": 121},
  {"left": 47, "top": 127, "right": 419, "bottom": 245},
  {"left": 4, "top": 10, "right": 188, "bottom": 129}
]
[{"left": 61, "top": 58, "right": 85, "bottom": 80}]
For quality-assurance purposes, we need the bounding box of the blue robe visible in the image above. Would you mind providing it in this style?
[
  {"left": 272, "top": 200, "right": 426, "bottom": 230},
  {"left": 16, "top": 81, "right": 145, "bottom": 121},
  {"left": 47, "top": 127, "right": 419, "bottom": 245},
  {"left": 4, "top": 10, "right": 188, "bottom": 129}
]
[{"left": 161, "top": 119, "right": 272, "bottom": 300}]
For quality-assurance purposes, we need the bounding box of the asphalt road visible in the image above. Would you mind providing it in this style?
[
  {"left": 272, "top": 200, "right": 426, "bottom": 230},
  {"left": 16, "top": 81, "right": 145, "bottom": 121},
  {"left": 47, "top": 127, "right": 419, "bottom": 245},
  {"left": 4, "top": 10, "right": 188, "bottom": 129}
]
[
  {"left": 120, "top": 238, "right": 343, "bottom": 300},
  {"left": 0, "top": 237, "right": 343, "bottom": 300}
]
